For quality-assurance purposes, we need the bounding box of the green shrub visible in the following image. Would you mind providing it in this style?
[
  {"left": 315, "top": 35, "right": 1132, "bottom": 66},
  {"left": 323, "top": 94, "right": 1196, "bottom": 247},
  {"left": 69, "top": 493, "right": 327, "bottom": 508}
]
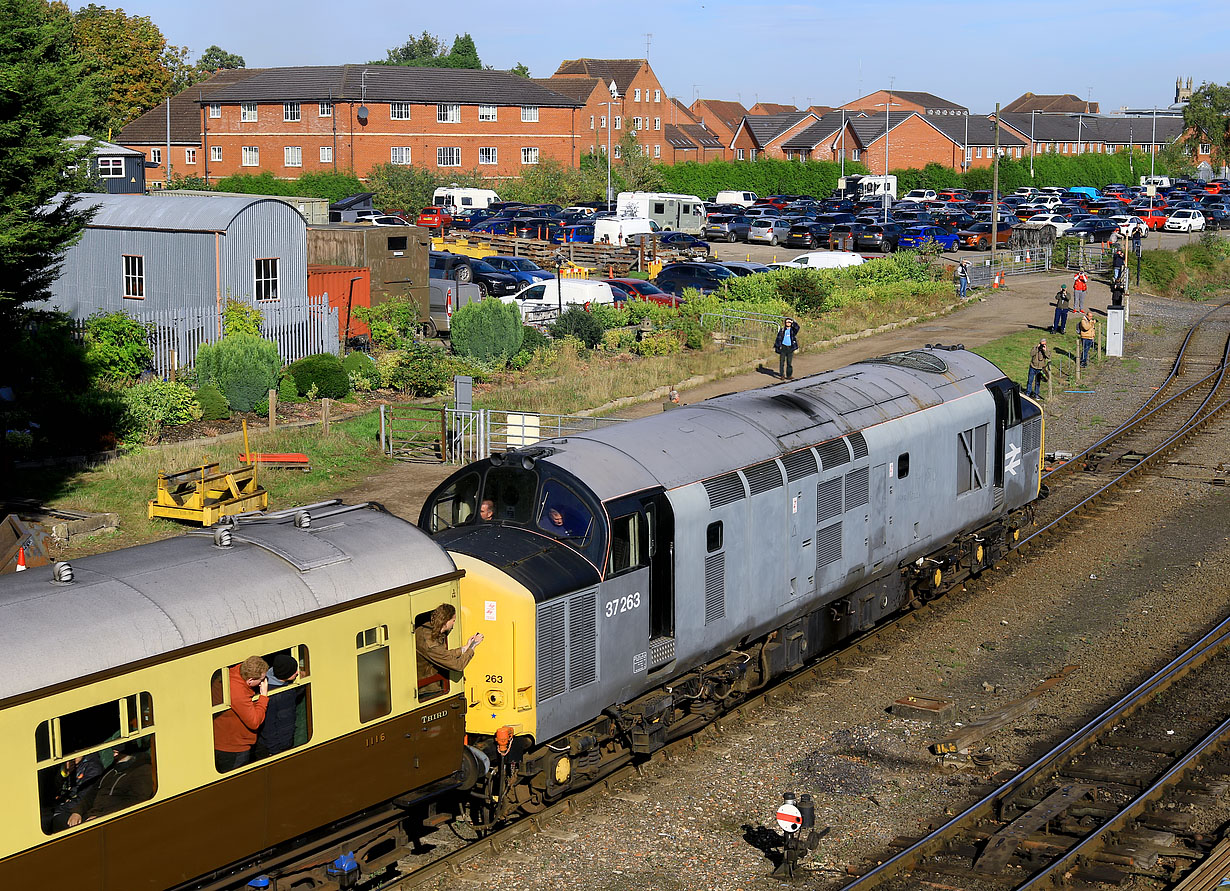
[
  {"left": 277, "top": 373, "right": 302, "bottom": 404},
  {"left": 288, "top": 352, "right": 351, "bottom": 399},
  {"left": 342, "top": 351, "right": 381, "bottom": 388},
  {"left": 84, "top": 312, "right": 152, "bottom": 383},
  {"left": 194, "top": 383, "right": 231, "bottom": 420},
  {"left": 353, "top": 296, "right": 422, "bottom": 349},
  {"left": 520, "top": 325, "right": 551, "bottom": 354},
  {"left": 222, "top": 299, "right": 263, "bottom": 337},
  {"left": 630, "top": 330, "right": 682, "bottom": 356},
  {"left": 549, "top": 306, "right": 604, "bottom": 348},
  {"left": 450, "top": 299, "right": 524, "bottom": 363},
  {"left": 377, "top": 343, "right": 455, "bottom": 396},
  {"left": 590, "top": 302, "right": 630, "bottom": 330},
  {"left": 194, "top": 334, "right": 281, "bottom": 412},
  {"left": 122, "top": 380, "right": 202, "bottom": 444}
]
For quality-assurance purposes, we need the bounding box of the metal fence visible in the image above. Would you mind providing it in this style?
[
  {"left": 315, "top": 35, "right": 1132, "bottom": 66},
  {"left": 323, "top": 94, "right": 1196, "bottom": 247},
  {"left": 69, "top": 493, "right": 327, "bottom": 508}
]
[
  {"left": 700, "top": 308, "right": 785, "bottom": 345},
  {"left": 383, "top": 406, "right": 626, "bottom": 464},
  {"left": 962, "top": 246, "right": 1053, "bottom": 287},
  {"left": 72, "top": 297, "right": 340, "bottom": 377},
  {"left": 1061, "top": 242, "right": 1113, "bottom": 273}
]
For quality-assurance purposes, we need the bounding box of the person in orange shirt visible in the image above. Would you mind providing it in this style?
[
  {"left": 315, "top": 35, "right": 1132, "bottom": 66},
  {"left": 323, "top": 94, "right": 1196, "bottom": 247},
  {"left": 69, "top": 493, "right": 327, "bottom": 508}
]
[{"left": 213, "top": 656, "right": 270, "bottom": 772}]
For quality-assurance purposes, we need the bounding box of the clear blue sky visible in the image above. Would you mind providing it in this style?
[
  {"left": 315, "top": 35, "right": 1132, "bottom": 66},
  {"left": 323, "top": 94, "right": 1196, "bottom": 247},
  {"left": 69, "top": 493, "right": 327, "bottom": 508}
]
[{"left": 87, "top": 0, "right": 1220, "bottom": 113}]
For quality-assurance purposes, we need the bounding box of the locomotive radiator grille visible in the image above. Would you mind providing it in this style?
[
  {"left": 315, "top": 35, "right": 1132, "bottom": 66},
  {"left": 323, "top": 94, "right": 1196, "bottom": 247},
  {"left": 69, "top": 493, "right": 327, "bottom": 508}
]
[
  {"left": 538, "top": 601, "right": 567, "bottom": 700},
  {"left": 816, "top": 522, "right": 843, "bottom": 568},
  {"left": 845, "top": 466, "right": 870, "bottom": 509},
  {"left": 705, "top": 552, "right": 726, "bottom": 624},
  {"left": 817, "top": 477, "right": 843, "bottom": 524},
  {"left": 847, "top": 431, "right": 869, "bottom": 460},
  {"left": 1022, "top": 418, "right": 1041, "bottom": 453},
  {"left": 816, "top": 439, "right": 851, "bottom": 470},
  {"left": 569, "top": 591, "right": 598, "bottom": 689},
  {"left": 744, "top": 460, "right": 784, "bottom": 495},
  {"left": 782, "top": 449, "right": 818, "bottom": 481},
  {"left": 703, "top": 473, "right": 746, "bottom": 509}
]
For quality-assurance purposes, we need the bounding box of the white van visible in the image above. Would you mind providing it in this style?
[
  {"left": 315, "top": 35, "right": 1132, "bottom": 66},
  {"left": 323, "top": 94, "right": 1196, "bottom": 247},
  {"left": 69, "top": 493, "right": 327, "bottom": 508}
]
[
  {"left": 502, "top": 279, "right": 620, "bottom": 324},
  {"left": 780, "top": 251, "right": 865, "bottom": 270},
  {"left": 1140, "top": 175, "right": 1172, "bottom": 189},
  {"left": 715, "top": 190, "right": 758, "bottom": 207},
  {"left": 432, "top": 186, "right": 500, "bottom": 212},
  {"left": 615, "top": 192, "right": 706, "bottom": 234},
  {"left": 593, "top": 216, "right": 660, "bottom": 245}
]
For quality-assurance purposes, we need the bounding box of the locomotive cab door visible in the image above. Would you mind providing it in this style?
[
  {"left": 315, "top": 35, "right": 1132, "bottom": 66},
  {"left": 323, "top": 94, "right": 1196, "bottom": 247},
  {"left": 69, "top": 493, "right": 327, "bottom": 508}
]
[
  {"left": 643, "top": 492, "right": 675, "bottom": 669},
  {"left": 987, "top": 379, "right": 1025, "bottom": 505},
  {"left": 604, "top": 491, "right": 676, "bottom": 673}
]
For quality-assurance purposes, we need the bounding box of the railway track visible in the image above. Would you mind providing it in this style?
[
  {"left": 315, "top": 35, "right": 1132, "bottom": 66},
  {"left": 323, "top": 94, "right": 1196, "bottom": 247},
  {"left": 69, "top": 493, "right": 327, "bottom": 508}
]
[
  {"left": 252, "top": 308, "right": 1230, "bottom": 891},
  {"left": 839, "top": 614, "right": 1230, "bottom": 891}
]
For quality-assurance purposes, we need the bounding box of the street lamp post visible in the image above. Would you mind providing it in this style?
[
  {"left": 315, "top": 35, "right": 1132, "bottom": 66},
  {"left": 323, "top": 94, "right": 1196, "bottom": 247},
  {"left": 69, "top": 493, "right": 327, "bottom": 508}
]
[
  {"left": 1030, "top": 109, "right": 1035, "bottom": 178},
  {"left": 601, "top": 88, "right": 621, "bottom": 211}
]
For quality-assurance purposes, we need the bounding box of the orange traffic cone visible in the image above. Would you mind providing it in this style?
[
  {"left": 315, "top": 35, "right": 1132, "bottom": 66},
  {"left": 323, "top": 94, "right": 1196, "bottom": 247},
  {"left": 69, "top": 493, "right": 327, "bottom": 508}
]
[{"left": 16, "top": 547, "right": 27, "bottom": 571}]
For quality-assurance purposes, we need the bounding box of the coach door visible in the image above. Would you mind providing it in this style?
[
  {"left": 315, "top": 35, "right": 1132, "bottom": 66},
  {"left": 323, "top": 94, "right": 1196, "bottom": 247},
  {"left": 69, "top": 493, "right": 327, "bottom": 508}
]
[{"left": 987, "top": 379, "right": 1025, "bottom": 506}]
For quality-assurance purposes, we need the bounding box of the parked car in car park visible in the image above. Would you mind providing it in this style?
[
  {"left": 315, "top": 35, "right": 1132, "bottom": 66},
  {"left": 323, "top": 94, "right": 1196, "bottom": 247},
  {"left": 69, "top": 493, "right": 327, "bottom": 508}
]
[
  {"left": 828, "top": 222, "right": 870, "bottom": 251},
  {"left": 482, "top": 255, "right": 554, "bottom": 285},
  {"left": 715, "top": 261, "right": 773, "bottom": 276},
  {"left": 366, "top": 215, "right": 411, "bottom": 226},
  {"left": 654, "top": 261, "right": 736, "bottom": 296},
  {"left": 1108, "top": 215, "right": 1149, "bottom": 238},
  {"left": 1021, "top": 213, "right": 1073, "bottom": 236},
  {"left": 1133, "top": 207, "right": 1169, "bottom": 230},
  {"left": 778, "top": 251, "right": 866, "bottom": 270},
  {"left": 502, "top": 279, "right": 621, "bottom": 314},
  {"left": 602, "top": 278, "right": 683, "bottom": 306},
  {"left": 466, "top": 259, "right": 521, "bottom": 298},
  {"left": 902, "top": 189, "right": 938, "bottom": 203},
  {"left": 1066, "top": 218, "right": 1120, "bottom": 242},
  {"left": 853, "top": 222, "right": 905, "bottom": 252},
  {"left": 1165, "top": 208, "right": 1206, "bottom": 232},
  {"left": 957, "top": 221, "right": 1013, "bottom": 250},
  {"left": 898, "top": 225, "right": 960, "bottom": 250},
  {"left": 415, "top": 206, "right": 453, "bottom": 233},
  {"left": 703, "top": 214, "right": 752, "bottom": 242},
  {"left": 747, "top": 218, "right": 792, "bottom": 245}
]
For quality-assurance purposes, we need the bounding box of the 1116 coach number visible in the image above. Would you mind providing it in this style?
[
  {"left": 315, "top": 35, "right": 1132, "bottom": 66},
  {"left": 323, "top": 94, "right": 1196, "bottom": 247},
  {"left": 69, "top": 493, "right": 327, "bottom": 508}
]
[{"left": 605, "top": 592, "right": 641, "bottom": 617}]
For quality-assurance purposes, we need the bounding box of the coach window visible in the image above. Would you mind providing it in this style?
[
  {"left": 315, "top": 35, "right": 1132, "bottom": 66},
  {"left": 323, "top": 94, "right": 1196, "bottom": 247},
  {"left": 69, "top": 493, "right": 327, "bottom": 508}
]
[
  {"left": 36, "top": 693, "right": 156, "bottom": 834},
  {"left": 897, "top": 453, "right": 910, "bottom": 479},
  {"left": 211, "top": 645, "right": 312, "bottom": 773},
  {"left": 357, "top": 626, "right": 392, "bottom": 723},
  {"left": 413, "top": 607, "right": 453, "bottom": 702},
  {"left": 706, "top": 521, "right": 723, "bottom": 553}
]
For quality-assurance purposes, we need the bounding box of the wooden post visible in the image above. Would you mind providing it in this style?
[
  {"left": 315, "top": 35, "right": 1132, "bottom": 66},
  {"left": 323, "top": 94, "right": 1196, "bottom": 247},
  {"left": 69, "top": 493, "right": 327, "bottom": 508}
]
[
  {"left": 169, "top": 349, "right": 177, "bottom": 382},
  {"left": 268, "top": 388, "right": 277, "bottom": 432},
  {"left": 322, "top": 398, "right": 331, "bottom": 435},
  {"left": 1048, "top": 364, "right": 1053, "bottom": 400}
]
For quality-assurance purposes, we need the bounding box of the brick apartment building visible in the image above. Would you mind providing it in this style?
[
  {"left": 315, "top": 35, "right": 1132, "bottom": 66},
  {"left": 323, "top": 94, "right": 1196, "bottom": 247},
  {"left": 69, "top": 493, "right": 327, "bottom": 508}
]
[
  {"left": 547, "top": 58, "right": 674, "bottom": 161},
  {"left": 122, "top": 65, "right": 585, "bottom": 181},
  {"left": 729, "top": 111, "right": 818, "bottom": 160},
  {"left": 841, "top": 89, "right": 968, "bottom": 118},
  {"left": 688, "top": 99, "right": 749, "bottom": 160}
]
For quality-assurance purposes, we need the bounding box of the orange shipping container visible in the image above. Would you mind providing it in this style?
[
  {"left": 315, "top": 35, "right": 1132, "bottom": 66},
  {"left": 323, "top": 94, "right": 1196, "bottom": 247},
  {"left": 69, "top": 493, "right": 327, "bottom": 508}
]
[{"left": 308, "top": 265, "right": 372, "bottom": 341}]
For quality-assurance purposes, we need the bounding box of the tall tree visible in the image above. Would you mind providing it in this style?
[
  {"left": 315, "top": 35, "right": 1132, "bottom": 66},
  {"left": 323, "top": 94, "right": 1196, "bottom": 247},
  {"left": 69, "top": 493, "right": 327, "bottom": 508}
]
[
  {"left": 0, "top": 0, "right": 98, "bottom": 321},
  {"left": 375, "top": 31, "right": 483, "bottom": 69},
  {"left": 444, "top": 33, "right": 481, "bottom": 69},
  {"left": 64, "top": 3, "right": 187, "bottom": 133},
  {"left": 197, "top": 45, "right": 245, "bottom": 71},
  {"left": 1181, "top": 82, "right": 1230, "bottom": 167},
  {"left": 615, "top": 127, "right": 665, "bottom": 193},
  {"left": 510, "top": 62, "right": 531, "bottom": 78}
]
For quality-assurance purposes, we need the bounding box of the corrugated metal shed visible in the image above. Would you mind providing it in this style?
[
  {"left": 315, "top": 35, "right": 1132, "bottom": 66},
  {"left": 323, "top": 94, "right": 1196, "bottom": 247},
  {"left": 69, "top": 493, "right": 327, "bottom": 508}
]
[
  {"left": 65, "top": 192, "right": 281, "bottom": 233},
  {"left": 0, "top": 505, "right": 456, "bottom": 702}
]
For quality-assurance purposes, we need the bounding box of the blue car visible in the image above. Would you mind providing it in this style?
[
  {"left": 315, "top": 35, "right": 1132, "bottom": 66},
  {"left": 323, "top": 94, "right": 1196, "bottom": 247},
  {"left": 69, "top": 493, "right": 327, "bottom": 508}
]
[
  {"left": 482, "top": 255, "right": 554, "bottom": 284},
  {"left": 556, "top": 223, "right": 594, "bottom": 243},
  {"left": 469, "top": 218, "right": 514, "bottom": 236},
  {"left": 899, "top": 225, "right": 960, "bottom": 251}
]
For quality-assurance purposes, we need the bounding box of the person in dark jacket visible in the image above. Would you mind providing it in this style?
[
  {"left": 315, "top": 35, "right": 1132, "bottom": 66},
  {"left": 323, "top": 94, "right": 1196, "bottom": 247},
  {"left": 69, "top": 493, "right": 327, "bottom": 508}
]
[
  {"left": 1050, "top": 285, "right": 1071, "bottom": 333},
  {"left": 45, "top": 752, "right": 104, "bottom": 832},
  {"left": 85, "top": 743, "right": 155, "bottom": 820},
  {"left": 255, "top": 653, "right": 302, "bottom": 758},
  {"left": 774, "top": 318, "right": 801, "bottom": 379}
]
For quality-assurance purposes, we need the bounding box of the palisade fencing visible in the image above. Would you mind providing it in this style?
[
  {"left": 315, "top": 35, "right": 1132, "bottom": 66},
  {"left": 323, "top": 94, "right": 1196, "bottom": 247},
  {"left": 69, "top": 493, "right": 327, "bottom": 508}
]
[
  {"left": 699, "top": 308, "right": 784, "bottom": 346},
  {"left": 71, "top": 297, "right": 339, "bottom": 378}
]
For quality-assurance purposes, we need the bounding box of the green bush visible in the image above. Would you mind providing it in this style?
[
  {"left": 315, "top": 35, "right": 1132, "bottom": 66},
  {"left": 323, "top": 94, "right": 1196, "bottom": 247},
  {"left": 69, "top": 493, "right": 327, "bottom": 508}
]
[
  {"left": 195, "top": 334, "right": 281, "bottom": 412},
  {"left": 194, "top": 383, "right": 231, "bottom": 420},
  {"left": 277, "top": 373, "right": 301, "bottom": 404},
  {"left": 342, "top": 351, "right": 381, "bottom": 392},
  {"left": 520, "top": 325, "right": 551, "bottom": 354},
  {"left": 222, "top": 299, "right": 263, "bottom": 337},
  {"left": 377, "top": 343, "right": 455, "bottom": 396},
  {"left": 450, "top": 299, "right": 524, "bottom": 363},
  {"left": 630, "top": 331, "right": 682, "bottom": 356},
  {"left": 589, "top": 302, "right": 630, "bottom": 330},
  {"left": 353, "top": 296, "right": 422, "bottom": 349},
  {"left": 288, "top": 352, "right": 351, "bottom": 399},
  {"left": 122, "top": 380, "right": 202, "bottom": 444},
  {"left": 84, "top": 312, "right": 153, "bottom": 383},
  {"left": 549, "top": 306, "right": 605, "bottom": 348}
]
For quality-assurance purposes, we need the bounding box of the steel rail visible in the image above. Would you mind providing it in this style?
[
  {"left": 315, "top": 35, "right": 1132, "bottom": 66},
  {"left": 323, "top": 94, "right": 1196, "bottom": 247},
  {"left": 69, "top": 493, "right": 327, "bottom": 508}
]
[{"left": 837, "top": 612, "right": 1230, "bottom": 891}]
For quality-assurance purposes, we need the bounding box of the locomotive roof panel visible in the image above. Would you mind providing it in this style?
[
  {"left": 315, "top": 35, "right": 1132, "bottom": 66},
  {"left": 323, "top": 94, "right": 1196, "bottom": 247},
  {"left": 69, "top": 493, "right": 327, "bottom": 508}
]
[
  {"left": 0, "top": 504, "right": 455, "bottom": 702},
  {"left": 539, "top": 349, "right": 1008, "bottom": 494}
]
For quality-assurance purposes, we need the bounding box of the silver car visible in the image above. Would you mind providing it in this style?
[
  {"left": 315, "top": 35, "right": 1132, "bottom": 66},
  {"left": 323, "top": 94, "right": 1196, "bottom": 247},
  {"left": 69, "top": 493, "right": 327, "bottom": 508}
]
[{"left": 747, "top": 217, "right": 791, "bottom": 245}]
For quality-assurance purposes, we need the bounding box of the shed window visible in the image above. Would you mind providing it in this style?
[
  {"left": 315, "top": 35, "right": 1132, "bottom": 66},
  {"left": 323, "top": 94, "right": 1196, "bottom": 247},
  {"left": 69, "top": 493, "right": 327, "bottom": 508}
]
[
  {"left": 97, "top": 157, "right": 124, "bottom": 178},
  {"left": 357, "top": 626, "right": 392, "bottom": 723},
  {"left": 387, "top": 235, "right": 407, "bottom": 251},
  {"left": 390, "top": 102, "right": 412, "bottom": 120},
  {"left": 283, "top": 146, "right": 302, "bottom": 167},
  {"left": 241, "top": 102, "right": 257, "bottom": 122},
  {"left": 242, "top": 146, "right": 259, "bottom": 167},
  {"left": 283, "top": 102, "right": 300, "bottom": 122},
  {"left": 208, "top": 102, "right": 221, "bottom": 118},
  {"left": 36, "top": 693, "right": 156, "bottom": 834},
  {"left": 521, "top": 105, "right": 538, "bottom": 122},
  {"left": 254, "top": 258, "right": 279, "bottom": 301},
  {"left": 438, "top": 104, "right": 460, "bottom": 124},
  {"left": 122, "top": 255, "right": 144, "bottom": 299},
  {"left": 211, "top": 646, "right": 312, "bottom": 773},
  {"left": 479, "top": 105, "right": 497, "bottom": 122}
]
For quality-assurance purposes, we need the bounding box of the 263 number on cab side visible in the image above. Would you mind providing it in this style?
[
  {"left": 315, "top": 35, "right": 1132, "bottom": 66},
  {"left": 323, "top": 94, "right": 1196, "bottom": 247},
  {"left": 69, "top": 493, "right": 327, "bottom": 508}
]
[{"left": 605, "top": 592, "right": 641, "bottom": 618}]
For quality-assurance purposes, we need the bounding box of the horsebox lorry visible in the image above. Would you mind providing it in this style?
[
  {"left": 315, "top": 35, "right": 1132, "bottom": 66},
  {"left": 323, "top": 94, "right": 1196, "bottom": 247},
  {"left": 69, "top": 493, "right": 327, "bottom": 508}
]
[{"left": 615, "top": 192, "right": 706, "bottom": 234}]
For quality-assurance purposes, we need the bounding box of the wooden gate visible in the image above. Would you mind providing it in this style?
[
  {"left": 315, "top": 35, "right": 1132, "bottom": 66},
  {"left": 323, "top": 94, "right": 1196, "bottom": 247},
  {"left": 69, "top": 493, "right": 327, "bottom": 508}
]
[{"left": 384, "top": 406, "right": 448, "bottom": 462}]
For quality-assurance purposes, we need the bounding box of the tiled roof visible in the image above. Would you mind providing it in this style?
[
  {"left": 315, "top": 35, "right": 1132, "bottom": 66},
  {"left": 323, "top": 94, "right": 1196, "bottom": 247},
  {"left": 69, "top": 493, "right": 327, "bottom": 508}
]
[
  {"left": 680, "top": 123, "right": 723, "bottom": 148},
  {"left": 118, "top": 68, "right": 265, "bottom": 145},
  {"left": 998, "top": 113, "right": 1182, "bottom": 144},
  {"left": 535, "top": 76, "right": 600, "bottom": 103},
  {"left": 204, "top": 65, "right": 583, "bottom": 107},
  {"left": 693, "top": 99, "right": 749, "bottom": 130},
  {"left": 782, "top": 112, "right": 859, "bottom": 150},
  {"left": 663, "top": 123, "right": 699, "bottom": 149},
  {"left": 741, "top": 111, "right": 815, "bottom": 147},
  {"left": 805, "top": 105, "right": 834, "bottom": 117},
  {"left": 925, "top": 114, "right": 1024, "bottom": 147},
  {"left": 553, "top": 58, "right": 645, "bottom": 96},
  {"left": 751, "top": 102, "right": 798, "bottom": 115},
  {"left": 1002, "top": 93, "right": 1099, "bottom": 114},
  {"left": 849, "top": 111, "right": 917, "bottom": 145},
  {"left": 892, "top": 90, "right": 966, "bottom": 111}
]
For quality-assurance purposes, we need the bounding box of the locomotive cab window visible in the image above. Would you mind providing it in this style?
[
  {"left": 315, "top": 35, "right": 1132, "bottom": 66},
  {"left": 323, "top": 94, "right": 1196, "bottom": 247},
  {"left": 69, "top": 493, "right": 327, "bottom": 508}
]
[
  {"left": 36, "top": 693, "right": 156, "bottom": 835},
  {"left": 897, "top": 453, "right": 910, "bottom": 479},
  {"left": 428, "top": 471, "right": 480, "bottom": 530},
  {"left": 483, "top": 465, "right": 538, "bottom": 524},
  {"left": 537, "top": 479, "right": 594, "bottom": 543},
  {"left": 357, "top": 627, "right": 392, "bottom": 723},
  {"left": 211, "top": 646, "right": 312, "bottom": 773},
  {"left": 607, "top": 512, "right": 645, "bottom": 575}
]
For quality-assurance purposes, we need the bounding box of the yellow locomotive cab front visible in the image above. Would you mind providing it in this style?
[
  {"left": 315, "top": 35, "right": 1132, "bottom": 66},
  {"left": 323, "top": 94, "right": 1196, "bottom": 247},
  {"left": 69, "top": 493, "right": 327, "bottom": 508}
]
[{"left": 452, "top": 553, "right": 538, "bottom": 743}]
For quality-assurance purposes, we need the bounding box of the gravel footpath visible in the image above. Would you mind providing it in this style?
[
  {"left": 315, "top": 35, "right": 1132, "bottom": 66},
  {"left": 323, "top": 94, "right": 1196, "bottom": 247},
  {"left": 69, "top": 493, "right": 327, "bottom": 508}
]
[{"left": 420, "top": 295, "right": 1230, "bottom": 891}]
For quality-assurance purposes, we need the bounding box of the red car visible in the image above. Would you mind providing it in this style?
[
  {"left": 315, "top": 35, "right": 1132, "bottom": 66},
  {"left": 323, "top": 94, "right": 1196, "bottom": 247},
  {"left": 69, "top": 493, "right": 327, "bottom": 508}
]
[
  {"left": 415, "top": 206, "right": 453, "bottom": 233},
  {"left": 1135, "top": 207, "right": 1169, "bottom": 230},
  {"left": 602, "top": 278, "right": 683, "bottom": 307}
]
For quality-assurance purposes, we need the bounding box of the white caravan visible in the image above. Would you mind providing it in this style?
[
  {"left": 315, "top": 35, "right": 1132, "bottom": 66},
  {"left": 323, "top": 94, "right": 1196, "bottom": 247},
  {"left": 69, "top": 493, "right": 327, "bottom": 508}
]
[{"left": 615, "top": 191, "right": 706, "bottom": 234}]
